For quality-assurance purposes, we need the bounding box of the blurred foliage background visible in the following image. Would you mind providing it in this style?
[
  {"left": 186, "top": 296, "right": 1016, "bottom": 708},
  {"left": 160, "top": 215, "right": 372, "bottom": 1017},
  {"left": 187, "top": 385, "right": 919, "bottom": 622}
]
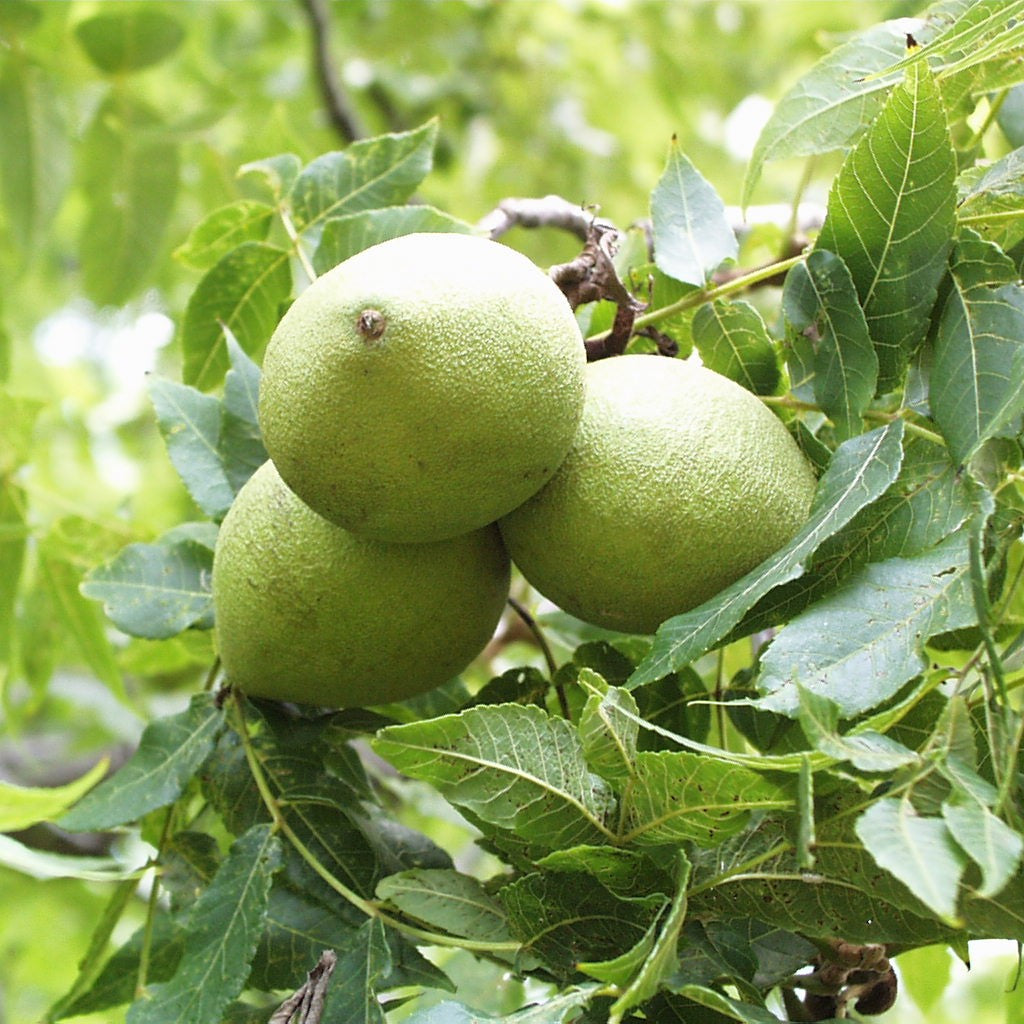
[{"left": 2, "top": 1, "right": 1022, "bottom": 1021}]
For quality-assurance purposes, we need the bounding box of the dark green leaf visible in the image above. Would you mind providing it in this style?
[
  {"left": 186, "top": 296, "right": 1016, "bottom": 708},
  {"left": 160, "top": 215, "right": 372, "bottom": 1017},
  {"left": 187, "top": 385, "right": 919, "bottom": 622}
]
[
  {"left": 61, "top": 694, "right": 224, "bottom": 832},
  {"left": 815, "top": 60, "right": 957, "bottom": 391},
  {"left": 757, "top": 530, "right": 976, "bottom": 718},
  {"left": 75, "top": 9, "right": 185, "bottom": 73},
  {"left": 322, "top": 918, "right": 391, "bottom": 1024},
  {"left": 180, "top": 242, "right": 292, "bottom": 391},
  {"left": 149, "top": 376, "right": 235, "bottom": 519},
  {"left": 174, "top": 200, "right": 276, "bottom": 271},
  {"left": 128, "top": 824, "right": 282, "bottom": 1024},
  {"left": 783, "top": 250, "right": 878, "bottom": 441},
  {"left": 931, "top": 233, "right": 1024, "bottom": 464},
  {"left": 313, "top": 206, "right": 475, "bottom": 274},
  {"left": 670, "top": 986, "right": 782, "bottom": 1024},
  {"left": 0, "top": 55, "right": 69, "bottom": 252},
  {"left": 691, "top": 300, "right": 780, "bottom": 396},
  {"left": 630, "top": 423, "right": 905, "bottom": 687},
  {"left": 80, "top": 535, "right": 214, "bottom": 640},
  {"left": 855, "top": 798, "right": 968, "bottom": 924},
  {"left": 290, "top": 120, "right": 439, "bottom": 233},
  {"left": 79, "top": 96, "right": 180, "bottom": 306},
  {"left": 651, "top": 138, "right": 737, "bottom": 285},
  {"left": 500, "top": 870, "right": 664, "bottom": 975},
  {"left": 373, "top": 704, "right": 616, "bottom": 849}
]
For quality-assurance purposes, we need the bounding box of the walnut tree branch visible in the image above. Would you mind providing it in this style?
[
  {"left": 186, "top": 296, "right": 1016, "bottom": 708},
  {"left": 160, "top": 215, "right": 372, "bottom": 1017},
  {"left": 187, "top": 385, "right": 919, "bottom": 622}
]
[{"left": 295, "top": 0, "right": 364, "bottom": 144}]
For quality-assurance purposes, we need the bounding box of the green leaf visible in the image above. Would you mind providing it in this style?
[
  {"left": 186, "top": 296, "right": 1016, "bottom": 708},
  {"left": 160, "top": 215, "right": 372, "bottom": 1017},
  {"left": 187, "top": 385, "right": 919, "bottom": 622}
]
[
  {"left": 149, "top": 376, "right": 236, "bottom": 519},
  {"left": 61, "top": 694, "right": 224, "bottom": 832},
  {"left": 180, "top": 242, "right": 292, "bottom": 391},
  {"left": 651, "top": 138, "right": 737, "bottom": 285},
  {"left": 630, "top": 422, "right": 905, "bottom": 687},
  {"left": 619, "top": 751, "right": 791, "bottom": 846},
  {"left": 0, "top": 55, "right": 70, "bottom": 252},
  {"left": 0, "top": 833, "right": 142, "bottom": 882},
  {"left": 221, "top": 333, "right": 267, "bottom": 493},
  {"left": 0, "top": 758, "right": 108, "bottom": 831},
  {"left": 500, "top": 870, "right": 664, "bottom": 975},
  {"left": 75, "top": 9, "right": 185, "bottom": 73},
  {"left": 323, "top": 918, "right": 392, "bottom": 1024},
  {"left": 757, "top": 530, "right": 976, "bottom": 718},
  {"left": 815, "top": 60, "right": 957, "bottom": 392},
  {"left": 743, "top": 19, "right": 916, "bottom": 205},
  {"left": 127, "top": 824, "right": 282, "bottom": 1024},
  {"left": 174, "top": 200, "right": 276, "bottom": 270},
  {"left": 290, "top": 120, "right": 439, "bottom": 233},
  {"left": 313, "top": 205, "right": 476, "bottom": 274},
  {"left": 931, "top": 233, "right": 1024, "bottom": 464},
  {"left": 958, "top": 146, "right": 1024, "bottom": 251},
  {"left": 942, "top": 798, "right": 1024, "bottom": 898},
  {"left": 855, "top": 798, "right": 968, "bottom": 924},
  {"left": 80, "top": 534, "right": 214, "bottom": 640},
  {"left": 0, "top": 477, "right": 27, "bottom": 684},
  {"left": 783, "top": 250, "right": 878, "bottom": 441},
  {"left": 373, "top": 704, "right": 616, "bottom": 849},
  {"left": 669, "top": 986, "right": 782, "bottom": 1024},
  {"left": 402, "top": 988, "right": 603, "bottom": 1024},
  {"left": 237, "top": 153, "right": 303, "bottom": 202},
  {"left": 377, "top": 868, "right": 517, "bottom": 946},
  {"left": 79, "top": 95, "right": 180, "bottom": 306},
  {"left": 691, "top": 300, "right": 780, "bottom": 396},
  {"left": 578, "top": 672, "right": 639, "bottom": 784}
]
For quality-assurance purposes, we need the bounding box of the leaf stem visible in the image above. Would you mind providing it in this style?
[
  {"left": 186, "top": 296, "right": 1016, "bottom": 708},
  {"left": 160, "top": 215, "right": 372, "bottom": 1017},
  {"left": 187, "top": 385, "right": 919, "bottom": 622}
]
[
  {"left": 230, "top": 691, "right": 522, "bottom": 955},
  {"left": 136, "top": 811, "right": 175, "bottom": 998},
  {"left": 279, "top": 206, "right": 318, "bottom": 286},
  {"left": 507, "top": 595, "right": 569, "bottom": 719}
]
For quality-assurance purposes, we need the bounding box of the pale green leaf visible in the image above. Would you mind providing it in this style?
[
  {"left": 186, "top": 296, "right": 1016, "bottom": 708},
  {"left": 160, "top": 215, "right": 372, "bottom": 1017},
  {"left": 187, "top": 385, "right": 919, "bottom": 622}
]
[
  {"left": 373, "top": 705, "right": 616, "bottom": 849},
  {"left": 578, "top": 671, "right": 639, "bottom": 784},
  {"left": 75, "top": 9, "right": 185, "bottom": 73},
  {"left": 290, "top": 120, "right": 439, "bottom": 233},
  {"left": 0, "top": 758, "right": 108, "bottom": 831},
  {"left": 815, "top": 60, "right": 957, "bottom": 391},
  {"left": 757, "top": 530, "right": 976, "bottom": 718},
  {"left": 313, "top": 205, "right": 476, "bottom": 274},
  {"left": 783, "top": 250, "right": 878, "bottom": 441},
  {"left": 691, "top": 300, "right": 780, "bottom": 396},
  {"left": 620, "top": 751, "right": 791, "bottom": 846},
  {"left": 0, "top": 477, "right": 27, "bottom": 681},
  {"left": 856, "top": 798, "right": 968, "bottom": 924},
  {"left": 80, "top": 536, "right": 214, "bottom": 640},
  {"left": 942, "top": 798, "right": 1024, "bottom": 898},
  {"left": 630, "top": 422, "right": 905, "bottom": 687},
  {"left": 128, "top": 824, "right": 282, "bottom": 1024},
  {"left": 149, "top": 376, "right": 235, "bottom": 519},
  {"left": 957, "top": 146, "right": 1024, "bottom": 251},
  {"left": 61, "top": 694, "right": 224, "bottom": 832},
  {"left": 651, "top": 139, "right": 737, "bottom": 285},
  {"left": 180, "top": 242, "right": 292, "bottom": 391},
  {"left": 0, "top": 834, "right": 142, "bottom": 881},
  {"left": 238, "top": 153, "right": 303, "bottom": 201},
  {"left": 0, "top": 55, "right": 69, "bottom": 252},
  {"left": 79, "top": 96, "right": 180, "bottom": 307},
  {"left": 174, "top": 200, "right": 276, "bottom": 271}
]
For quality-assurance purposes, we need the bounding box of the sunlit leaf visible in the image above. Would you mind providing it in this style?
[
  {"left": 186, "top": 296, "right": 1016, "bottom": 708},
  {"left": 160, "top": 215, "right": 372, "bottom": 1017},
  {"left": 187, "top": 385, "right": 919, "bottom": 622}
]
[
  {"left": 691, "top": 300, "right": 780, "bottom": 396},
  {"left": 0, "top": 477, "right": 27, "bottom": 684},
  {"left": 174, "top": 200, "right": 276, "bottom": 271},
  {"left": 313, "top": 205, "right": 476, "bottom": 274},
  {"left": 942, "top": 798, "right": 1024, "bottom": 898},
  {"left": 578, "top": 671, "right": 639, "bottom": 784},
  {"left": 61, "top": 694, "right": 224, "bottom": 832},
  {"left": 0, "top": 758, "right": 109, "bottom": 832},
  {"left": 0, "top": 834, "right": 142, "bottom": 882},
  {"left": 630, "top": 423, "right": 905, "bottom": 687},
  {"left": 290, "top": 120, "right": 439, "bottom": 233},
  {"left": 75, "top": 9, "right": 186, "bottom": 73},
  {"left": 651, "top": 138, "right": 737, "bottom": 285},
  {"left": 180, "top": 242, "right": 292, "bottom": 391},
  {"left": 815, "top": 60, "right": 957, "bottom": 391}
]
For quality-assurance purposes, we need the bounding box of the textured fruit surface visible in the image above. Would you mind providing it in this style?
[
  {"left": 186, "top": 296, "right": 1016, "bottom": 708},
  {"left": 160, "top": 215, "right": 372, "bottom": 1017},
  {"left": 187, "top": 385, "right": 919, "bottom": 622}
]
[
  {"left": 499, "top": 355, "right": 818, "bottom": 634},
  {"left": 213, "top": 461, "right": 511, "bottom": 707},
  {"left": 259, "top": 232, "right": 586, "bottom": 543}
]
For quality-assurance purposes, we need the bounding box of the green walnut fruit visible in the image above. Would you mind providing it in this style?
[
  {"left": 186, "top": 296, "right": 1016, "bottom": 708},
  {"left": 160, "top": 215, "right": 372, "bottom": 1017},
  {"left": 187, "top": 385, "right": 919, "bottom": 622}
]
[
  {"left": 498, "top": 354, "right": 818, "bottom": 635},
  {"left": 212, "top": 460, "right": 510, "bottom": 707},
  {"left": 259, "top": 232, "right": 586, "bottom": 543}
]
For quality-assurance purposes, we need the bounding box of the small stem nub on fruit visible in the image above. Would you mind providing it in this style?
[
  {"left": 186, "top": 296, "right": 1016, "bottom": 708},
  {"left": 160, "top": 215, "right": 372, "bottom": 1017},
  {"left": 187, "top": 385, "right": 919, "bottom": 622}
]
[{"left": 357, "top": 309, "right": 387, "bottom": 341}]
